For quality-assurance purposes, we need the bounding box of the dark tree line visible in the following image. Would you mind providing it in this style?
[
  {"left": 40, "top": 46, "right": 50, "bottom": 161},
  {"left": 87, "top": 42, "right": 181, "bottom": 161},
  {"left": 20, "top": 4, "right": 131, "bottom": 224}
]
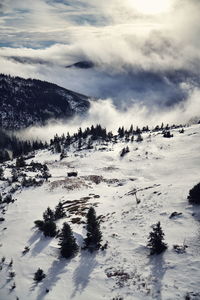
[
  {"left": 50, "top": 122, "right": 185, "bottom": 154},
  {"left": 0, "top": 128, "right": 48, "bottom": 163},
  {"left": 34, "top": 205, "right": 103, "bottom": 258}
]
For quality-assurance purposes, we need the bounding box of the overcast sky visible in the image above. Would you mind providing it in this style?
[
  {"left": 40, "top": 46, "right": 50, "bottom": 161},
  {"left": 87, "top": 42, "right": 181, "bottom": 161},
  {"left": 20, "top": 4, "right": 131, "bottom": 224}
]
[{"left": 1, "top": 0, "right": 200, "bottom": 117}]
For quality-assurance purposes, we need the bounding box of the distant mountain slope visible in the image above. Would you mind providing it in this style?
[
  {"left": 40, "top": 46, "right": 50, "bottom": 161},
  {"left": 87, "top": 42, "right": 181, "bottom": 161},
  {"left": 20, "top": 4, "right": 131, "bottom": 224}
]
[{"left": 0, "top": 74, "right": 90, "bottom": 130}]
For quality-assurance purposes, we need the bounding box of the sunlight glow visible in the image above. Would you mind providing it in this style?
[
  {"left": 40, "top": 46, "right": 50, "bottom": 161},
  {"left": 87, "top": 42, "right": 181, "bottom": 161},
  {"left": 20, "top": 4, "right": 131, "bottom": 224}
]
[{"left": 130, "top": 0, "right": 172, "bottom": 15}]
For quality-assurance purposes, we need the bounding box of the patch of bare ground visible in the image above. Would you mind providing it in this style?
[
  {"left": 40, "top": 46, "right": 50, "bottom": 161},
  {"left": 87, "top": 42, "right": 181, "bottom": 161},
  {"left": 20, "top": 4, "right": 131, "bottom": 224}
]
[
  {"left": 105, "top": 267, "right": 151, "bottom": 295},
  {"left": 49, "top": 177, "right": 90, "bottom": 191},
  {"left": 49, "top": 175, "right": 124, "bottom": 191},
  {"left": 62, "top": 195, "right": 100, "bottom": 224}
]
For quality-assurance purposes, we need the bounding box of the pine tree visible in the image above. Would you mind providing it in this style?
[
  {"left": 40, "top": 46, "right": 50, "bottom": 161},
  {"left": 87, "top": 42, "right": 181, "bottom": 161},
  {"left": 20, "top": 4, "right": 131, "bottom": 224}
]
[
  {"left": 0, "top": 167, "right": 4, "bottom": 180},
  {"left": 54, "top": 142, "right": 61, "bottom": 153},
  {"left": 42, "top": 170, "right": 51, "bottom": 181},
  {"left": 188, "top": 182, "right": 200, "bottom": 204},
  {"left": 43, "top": 207, "right": 54, "bottom": 222},
  {"left": 42, "top": 220, "right": 57, "bottom": 237},
  {"left": 34, "top": 268, "right": 46, "bottom": 282},
  {"left": 87, "top": 138, "right": 93, "bottom": 149},
  {"left": 16, "top": 156, "right": 25, "bottom": 168},
  {"left": 59, "top": 222, "right": 78, "bottom": 258},
  {"left": 11, "top": 168, "right": 18, "bottom": 182},
  {"left": 41, "top": 207, "right": 57, "bottom": 237},
  {"left": 84, "top": 207, "right": 102, "bottom": 250},
  {"left": 54, "top": 202, "right": 66, "bottom": 220},
  {"left": 136, "top": 133, "right": 143, "bottom": 142},
  {"left": 147, "top": 222, "right": 167, "bottom": 255},
  {"left": 78, "top": 138, "right": 82, "bottom": 150}
]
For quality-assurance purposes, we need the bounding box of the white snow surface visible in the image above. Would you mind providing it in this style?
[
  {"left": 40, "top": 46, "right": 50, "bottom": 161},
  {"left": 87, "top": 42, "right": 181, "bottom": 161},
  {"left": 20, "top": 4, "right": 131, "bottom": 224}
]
[{"left": 0, "top": 125, "right": 200, "bottom": 300}]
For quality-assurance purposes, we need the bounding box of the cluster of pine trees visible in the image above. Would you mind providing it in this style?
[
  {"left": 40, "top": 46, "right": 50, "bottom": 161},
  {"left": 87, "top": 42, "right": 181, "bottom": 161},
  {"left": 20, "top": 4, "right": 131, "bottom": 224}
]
[
  {"left": 34, "top": 202, "right": 66, "bottom": 237},
  {"left": 50, "top": 122, "right": 184, "bottom": 154},
  {"left": 0, "top": 129, "right": 48, "bottom": 163},
  {"left": 34, "top": 205, "right": 103, "bottom": 258}
]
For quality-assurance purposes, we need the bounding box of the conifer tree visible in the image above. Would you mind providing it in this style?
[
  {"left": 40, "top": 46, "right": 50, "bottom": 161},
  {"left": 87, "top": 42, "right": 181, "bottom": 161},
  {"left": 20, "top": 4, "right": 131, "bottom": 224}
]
[
  {"left": 188, "top": 182, "right": 200, "bottom": 204},
  {"left": 11, "top": 168, "right": 18, "bottom": 182},
  {"left": 54, "top": 202, "right": 66, "bottom": 220},
  {"left": 42, "top": 220, "right": 57, "bottom": 237},
  {"left": 42, "top": 169, "right": 51, "bottom": 181},
  {"left": 84, "top": 207, "right": 102, "bottom": 250},
  {"left": 78, "top": 138, "right": 82, "bottom": 150},
  {"left": 136, "top": 133, "right": 143, "bottom": 142},
  {"left": 0, "top": 167, "right": 4, "bottom": 180},
  {"left": 147, "top": 222, "right": 167, "bottom": 255},
  {"left": 59, "top": 222, "right": 78, "bottom": 258},
  {"left": 34, "top": 268, "right": 46, "bottom": 282},
  {"left": 87, "top": 138, "right": 93, "bottom": 149},
  {"left": 16, "top": 156, "right": 25, "bottom": 168},
  {"left": 54, "top": 142, "right": 61, "bottom": 153},
  {"left": 41, "top": 207, "right": 57, "bottom": 237},
  {"left": 43, "top": 207, "right": 54, "bottom": 222}
]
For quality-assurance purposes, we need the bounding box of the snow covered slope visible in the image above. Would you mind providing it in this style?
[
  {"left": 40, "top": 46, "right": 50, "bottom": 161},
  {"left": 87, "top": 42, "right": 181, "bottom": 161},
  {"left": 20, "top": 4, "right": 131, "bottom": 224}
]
[
  {"left": 0, "top": 74, "right": 90, "bottom": 130},
  {"left": 0, "top": 125, "right": 200, "bottom": 300}
]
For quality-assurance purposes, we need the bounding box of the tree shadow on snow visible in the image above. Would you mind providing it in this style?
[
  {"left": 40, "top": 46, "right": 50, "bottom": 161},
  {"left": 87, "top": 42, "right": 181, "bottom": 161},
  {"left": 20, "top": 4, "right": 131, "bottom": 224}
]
[
  {"left": 30, "top": 235, "right": 52, "bottom": 257},
  {"left": 71, "top": 251, "right": 98, "bottom": 298},
  {"left": 28, "top": 231, "right": 41, "bottom": 246},
  {"left": 188, "top": 205, "right": 200, "bottom": 254},
  {"left": 149, "top": 254, "right": 167, "bottom": 300},
  {"left": 0, "top": 278, "right": 12, "bottom": 289},
  {"left": 35, "top": 258, "right": 70, "bottom": 300}
]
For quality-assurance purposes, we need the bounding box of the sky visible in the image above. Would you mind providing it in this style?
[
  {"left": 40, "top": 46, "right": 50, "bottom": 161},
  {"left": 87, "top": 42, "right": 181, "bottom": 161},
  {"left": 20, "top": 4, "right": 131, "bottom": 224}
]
[{"left": 1, "top": 0, "right": 200, "bottom": 130}]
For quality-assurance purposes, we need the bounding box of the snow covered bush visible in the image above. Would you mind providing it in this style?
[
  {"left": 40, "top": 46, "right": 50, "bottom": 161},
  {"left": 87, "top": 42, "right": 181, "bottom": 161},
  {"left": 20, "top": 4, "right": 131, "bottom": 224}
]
[{"left": 188, "top": 183, "right": 200, "bottom": 204}]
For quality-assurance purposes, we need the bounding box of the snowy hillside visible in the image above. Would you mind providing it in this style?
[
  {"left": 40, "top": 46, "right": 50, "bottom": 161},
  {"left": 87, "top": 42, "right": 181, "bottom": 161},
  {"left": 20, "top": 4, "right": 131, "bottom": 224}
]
[
  {"left": 0, "top": 74, "right": 90, "bottom": 130},
  {"left": 0, "top": 124, "right": 200, "bottom": 300}
]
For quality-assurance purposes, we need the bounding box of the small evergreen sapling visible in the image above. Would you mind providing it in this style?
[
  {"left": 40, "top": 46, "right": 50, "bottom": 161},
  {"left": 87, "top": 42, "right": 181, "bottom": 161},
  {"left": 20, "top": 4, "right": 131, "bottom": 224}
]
[
  {"left": 136, "top": 133, "right": 143, "bottom": 142},
  {"left": 10, "top": 282, "right": 16, "bottom": 290},
  {"left": 9, "top": 271, "right": 15, "bottom": 278},
  {"left": 147, "top": 222, "right": 167, "bottom": 255},
  {"left": 34, "top": 268, "right": 46, "bottom": 282},
  {"left": 59, "top": 222, "right": 78, "bottom": 258},
  {"left": 84, "top": 207, "right": 102, "bottom": 250}
]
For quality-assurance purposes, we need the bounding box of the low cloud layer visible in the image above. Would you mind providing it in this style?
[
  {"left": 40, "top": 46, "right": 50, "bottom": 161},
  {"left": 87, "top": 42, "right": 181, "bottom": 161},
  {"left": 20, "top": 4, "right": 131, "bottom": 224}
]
[
  {"left": 1, "top": 0, "right": 200, "bottom": 134},
  {"left": 17, "top": 87, "right": 200, "bottom": 142}
]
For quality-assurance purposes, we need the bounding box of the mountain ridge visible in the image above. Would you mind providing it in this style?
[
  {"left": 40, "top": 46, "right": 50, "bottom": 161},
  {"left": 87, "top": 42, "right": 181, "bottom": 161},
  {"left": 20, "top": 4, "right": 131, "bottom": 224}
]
[{"left": 0, "top": 74, "right": 90, "bottom": 130}]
